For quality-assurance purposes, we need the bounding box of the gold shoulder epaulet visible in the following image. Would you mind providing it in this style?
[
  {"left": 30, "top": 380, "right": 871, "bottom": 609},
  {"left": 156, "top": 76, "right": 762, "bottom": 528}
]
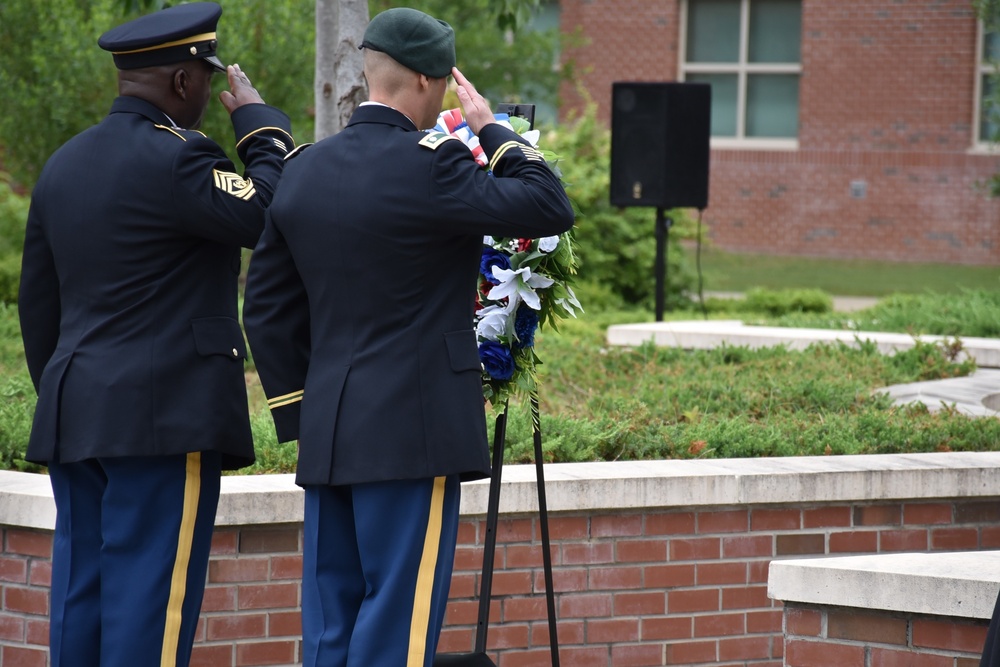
[
  {"left": 418, "top": 132, "right": 457, "bottom": 150},
  {"left": 153, "top": 124, "right": 207, "bottom": 142},
  {"left": 284, "top": 143, "right": 313, "bottom": 161}
]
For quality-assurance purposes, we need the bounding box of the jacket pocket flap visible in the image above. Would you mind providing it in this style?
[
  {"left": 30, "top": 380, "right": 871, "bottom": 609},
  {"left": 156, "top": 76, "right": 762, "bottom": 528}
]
[
  {"left": 445, "top": 330, "right": 482, "bottom": 372},
  {"left": 191, "top": 317, "right": 247, "bottom": 360}
]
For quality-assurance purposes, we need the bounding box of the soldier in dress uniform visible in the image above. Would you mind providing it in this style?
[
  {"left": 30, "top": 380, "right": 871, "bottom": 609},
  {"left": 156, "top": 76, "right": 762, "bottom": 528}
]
[
  {"left": 242, "top": 7, "right": 574, "bottom": 666},
  {"left": 17, "top": 3, "right": 293, "bottom": 665}
]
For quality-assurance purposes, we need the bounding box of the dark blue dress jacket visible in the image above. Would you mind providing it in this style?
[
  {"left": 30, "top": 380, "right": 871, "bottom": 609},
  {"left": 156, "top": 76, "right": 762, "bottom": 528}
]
[
  {"left": 19, "top": 96, "right": 293, "bottom": 469},
  {"left": 243, "top": 104, "right": 574, "bottom": 486}
]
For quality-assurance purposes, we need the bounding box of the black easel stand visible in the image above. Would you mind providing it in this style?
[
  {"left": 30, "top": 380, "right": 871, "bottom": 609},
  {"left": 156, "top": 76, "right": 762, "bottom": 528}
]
[{"left": 434, "top": 398, "right": 560, "bottom": 666}]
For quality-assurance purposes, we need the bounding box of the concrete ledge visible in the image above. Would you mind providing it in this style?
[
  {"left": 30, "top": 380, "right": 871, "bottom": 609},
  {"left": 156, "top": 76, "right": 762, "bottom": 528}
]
[
  {"left": 768, "top": 551, "right": 1000, "bottom": 619},
  {"left": 5, "top": 451, "right": 1000, "bottom": 530},
  {"left": 605, "top": 320, "right": 1000, "bottom": 368}
]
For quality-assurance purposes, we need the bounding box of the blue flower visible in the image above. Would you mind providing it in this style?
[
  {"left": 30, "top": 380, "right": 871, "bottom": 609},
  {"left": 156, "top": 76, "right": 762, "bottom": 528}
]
[
  {"left": 480, "top": 246, "right": 511, "bottom": 285},
  {"left": 513, "top": 306, "right": 539, "bottom": 349},
  {"left": 479, "top": 340, "right": 516, "bottom": 381}
]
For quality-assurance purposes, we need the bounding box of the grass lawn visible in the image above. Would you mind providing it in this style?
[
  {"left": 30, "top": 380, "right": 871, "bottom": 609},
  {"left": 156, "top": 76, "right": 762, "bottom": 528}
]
[{"left": 697, "top": 247, "right": 999, "bottom": 296}]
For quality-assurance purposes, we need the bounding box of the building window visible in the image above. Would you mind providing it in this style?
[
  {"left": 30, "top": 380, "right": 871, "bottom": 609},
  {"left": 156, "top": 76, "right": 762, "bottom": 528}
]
[
  {"left": 681, "top": 0, "right": 802, "bottom": 145},
  {"left": 978, "top": 22, "right": 999, "bottom": 146}
]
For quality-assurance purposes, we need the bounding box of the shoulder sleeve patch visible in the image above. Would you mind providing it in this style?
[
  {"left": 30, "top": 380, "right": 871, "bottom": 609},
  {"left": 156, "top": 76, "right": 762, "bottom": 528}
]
[
  {"left": 418, "top": 132, "right": 458, "bottom": 151},
  {"left": 212, "top": 169, "right": 256, "bottom": 201}
]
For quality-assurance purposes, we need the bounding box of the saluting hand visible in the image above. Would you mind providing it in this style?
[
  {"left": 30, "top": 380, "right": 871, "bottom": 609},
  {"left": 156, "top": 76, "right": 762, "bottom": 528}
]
[
  {"left": 453, "top": 67, "right": 495, "bottom": 136},
  {"left": 219, "top": 64, "right": 264, "bottom": 114}
]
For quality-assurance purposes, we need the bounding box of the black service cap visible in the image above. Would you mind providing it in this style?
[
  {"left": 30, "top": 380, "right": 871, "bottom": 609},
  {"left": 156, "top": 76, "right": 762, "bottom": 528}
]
[{"left": 98, "top": 2, "right": 225, "bottom": 72}]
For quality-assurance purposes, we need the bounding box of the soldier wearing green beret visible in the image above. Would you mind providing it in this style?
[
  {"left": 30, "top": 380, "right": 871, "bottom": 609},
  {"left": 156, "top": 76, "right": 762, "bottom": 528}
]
[
  {"left": 244, "top": 6, "right": 574, "bottom": 666},
  {"left": 18, "top": 3, "right": 293, "bottom": 665}
]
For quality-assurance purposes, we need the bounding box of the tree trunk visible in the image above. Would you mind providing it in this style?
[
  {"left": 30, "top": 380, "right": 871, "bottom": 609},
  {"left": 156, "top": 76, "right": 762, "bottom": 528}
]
[{"left": 314, "top": 0, "right": 369, "bottom": 141}]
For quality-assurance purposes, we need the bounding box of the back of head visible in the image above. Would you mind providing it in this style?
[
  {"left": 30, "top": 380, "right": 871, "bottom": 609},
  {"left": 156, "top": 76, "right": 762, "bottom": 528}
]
[{"left": 360, "top": 7, "right": 455, "bottom": 79}]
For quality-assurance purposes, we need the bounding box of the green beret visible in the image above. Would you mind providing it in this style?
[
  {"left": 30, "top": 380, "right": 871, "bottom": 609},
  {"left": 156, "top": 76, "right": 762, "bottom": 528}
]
[{"left": 361, "top": 8, "right": 456, "bottom": 78}]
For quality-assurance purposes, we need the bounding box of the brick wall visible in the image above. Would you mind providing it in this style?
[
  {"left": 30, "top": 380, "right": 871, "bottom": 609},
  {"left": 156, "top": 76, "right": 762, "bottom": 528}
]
[
  {"left": 783, "top": 605, "right": 987, "bottom": 667},
  {"left": 559, "top": 0, "right": 1000, "bottom": 265},
  {"left": 5, "top": 497, "right": 1000, "bottom": 666}
]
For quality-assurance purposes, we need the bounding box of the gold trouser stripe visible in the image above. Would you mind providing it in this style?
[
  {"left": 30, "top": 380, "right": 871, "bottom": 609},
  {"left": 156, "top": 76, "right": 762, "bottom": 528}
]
[
  {"left": 160, "top": 453, "right": 201, "bottom": 667},
  {"left": 488, "top": 141, "right": 522, "bottom": 172},
  {"left": 268, "top": 389, "right": 304, "bottom": 409},
  {"left": 406, "top": 476, "right": 447, "bottom": 667},
  {"left": 114, "top": 32, "right": 217, "bottom": 55}
]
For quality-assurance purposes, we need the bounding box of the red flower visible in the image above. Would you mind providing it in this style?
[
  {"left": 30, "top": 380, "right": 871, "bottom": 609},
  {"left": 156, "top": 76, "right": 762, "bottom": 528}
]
[{"left": 517, "top": 238, "right": 532, "bottom": 252}]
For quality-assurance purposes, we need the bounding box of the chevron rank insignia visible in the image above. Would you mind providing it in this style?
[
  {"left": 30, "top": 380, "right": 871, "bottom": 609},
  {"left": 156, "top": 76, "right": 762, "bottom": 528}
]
[
  {"left": 418, "top": 132, "right": 457, "bottom": 150},
  {"left": 213, "top": 170, "right": 256, "bottom": 200}
]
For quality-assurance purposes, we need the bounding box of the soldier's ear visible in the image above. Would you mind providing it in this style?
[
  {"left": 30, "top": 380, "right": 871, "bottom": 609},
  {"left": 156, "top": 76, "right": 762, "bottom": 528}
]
[{"left": 172, "top": 67, "right": 189, "bottom": 101}]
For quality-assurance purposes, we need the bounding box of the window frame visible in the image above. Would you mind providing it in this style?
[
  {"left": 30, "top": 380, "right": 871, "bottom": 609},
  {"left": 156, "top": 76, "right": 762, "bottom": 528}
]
[
  {"left": 679, "top": 0, "right": 802, "bottom": 150},
  {"left": 973, "top": 19, "right": 1000, "bottom": 153}
]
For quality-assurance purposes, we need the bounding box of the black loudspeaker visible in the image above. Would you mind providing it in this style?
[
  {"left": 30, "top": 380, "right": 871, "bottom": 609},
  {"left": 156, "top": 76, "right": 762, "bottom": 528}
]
[{"left": 610, "top": 82, "right": 711, "bottom": 209}]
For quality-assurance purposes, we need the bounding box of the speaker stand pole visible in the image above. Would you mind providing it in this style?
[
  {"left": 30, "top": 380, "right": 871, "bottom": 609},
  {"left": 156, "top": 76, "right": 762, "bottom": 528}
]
[{"left": 654, "top": 207, "right": 672, "bottom": 322}]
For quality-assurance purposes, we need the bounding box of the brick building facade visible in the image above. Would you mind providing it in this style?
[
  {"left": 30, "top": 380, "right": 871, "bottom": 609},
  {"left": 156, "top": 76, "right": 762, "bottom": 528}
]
[{"left": 560, "top": 0, "right": 1000, "bottom": 265}]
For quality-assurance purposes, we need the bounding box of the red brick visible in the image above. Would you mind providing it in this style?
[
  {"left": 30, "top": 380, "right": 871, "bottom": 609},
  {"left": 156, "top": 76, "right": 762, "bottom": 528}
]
[
  {"left": 616, "top": 539, "right": 667, "bottom": 563},
  {"left": 803, "top": 506, "right": 851, "bottom": 528},
  {"left": 549, "top": 516, "right": 588, "bottom": 539},
  {"left": 489, "top": 622, "right": 529, "bottom": 649},
  {"left": 234, "top": 639, "right": 296, "bottom": 666},
  {"left": 210, "top": 529, "right": 239, "bottom": 555},
  {"left": 0, "top": 557, "right": 28, "bottom": 584},
  {"left": 786, "top": 607, "right": 823, "bottom": 636},
  {"left": 449, "top": 572, "right": 475, "bottom": 598},
  {"left": 722, "top": 585, "right": 770, "bottom": 610},
  {"left": 269, "top": 554, "right": 302, "bottom": 580},
  {"left": 201, "top": 584, "right": 237, "bottom": 612},
  {"left": 559, "top": 593, "right": 612, "bottom": 618},
  {"left": 611, "top": 642, "right": 664, "bottom": 665},
  {"left": 719, "top": 635, "right": 773, "bottom": 661},
  {"left": 269, "top": 610, "right": 301, "bottom": 637},
  {"left": 698, "top": 510, "right": 748, "bottom": 534},
  {"left": 723, "top": 535, "right": 773, "bottom": 558},
  {"left": 697, "top": 561, "right": 747, "bottom": 585},
  {"left": 240, "top": 527, "right": 299, "bottom": 553},
  {"left": 491, "top": 571, "right": 533, "bottom": 596},
  {"left": 614, "top": 591, "right": 666, "bottom": 615},
  {"left": 751, "top": 509, "right": 801, "bottom": 531},
  {"left": 589, "top": 566, "right": 643, "bottom": 590},
  {"left": 207, "top": 613, "right": 267, "bottom": 640},
  {"left": 747, "top": 609, "right": 783, "bottom": 633},
  {"left": 445, "top": 599, "right": 481, "bottom": 626},
  {"left": 828, "top": 610, "right": 907, "bottom": 644},
  {"left": 506, "top": 544, "right": 543, "bottom": 568},
  {"left": 453, "top": 546, "right": 485, "bottom": 571},
  {"left": 669, "top": 588, "right": 719, "bottom": 613},
  {"left": 436, "top": 627, "right": 473, "bottom": 653},
  {"left": 592, "top": 515, "right": 642, "bottom": 538},
  {"left": 880, "top": 529, "right": 928, "bottom": 551},
  {"left": 644, "top": 563, "right": 695, "bottom": 588},
  {"left": 870, "top": 647, "right": 955, "bottom": 667},
  {"left": 532, "top": 618, "right": 584, "bottom": 646},
  {"left": 550, "top": 567, "right": 587, "bottom": 593},
  {"left": 776, "top": 533, "right": 826, "bottom": 555},
  {"left": 209, "top": 557, "right": 270, "bottom": 583},
  {"left": 4, "top": 586, "right": 48, "bottom": 615},
  {"left": 669, "top": 537, "right": 720, "bottom": 561},
  {"left": 28, "top": 561, "right": 50, "bottom": 588},
  {"left": 488, "top": 518, "right": 532, "bottom": 543},
  {"left": 912, "top": 618, "right": 988, "bottom": 653},
  {"left": 25, "top": 619, "right": 47, "bottom": 646},
  {"left": 561, "top": 542, "right": 614, "bottom": 565},
  {"left": 830, "top": 530, "right": 879, "bottom": 553},
  {"left": 646, "top": 512, "right": 696, "bottom": 536},
  {"left": 694, "top": 612, "right": 745, "bottom": 637},
  {"left": 982, "top": 526, "right": 1000, "bottom": 548},
  {"left": 904, "top": 503, "right": 953, "bottom": 525},
  {"left": 503, "top": 596, "right": 547, "bottom": 622},
  {"left": 0, "top": 615, "right": 25, "bottom": 641},
  {"left": 748, "top": 559, "right": 771, "bottom": 583},
  {"left": 557, "top": 646, "right": 613, "bottom": 666},
  {"left": 785, "top": 639, "right": 865, "bottom": 667},
  {"left": 455, "top": 520, "right": 477, "bottom": 545},
  {"left": 1, "top": 645, "right": 48, "bottom": 667},
  {"left": 5, "top": 531, "right": 51, "bottom": 558},
  {"left": 931, "top": 527, "right": 979, "bottom": 550},
  {"left": 664, "top": 639, "right": 717, "bottom": 664},
  {"left": 587, "top": 618, "right": 639, "bottom": 643},
  {"left": 190, "top": 644, "right": 234, "bottom": 667},
  {"left": 237, "top": 583, "right": 299, "bottom": 610},
  {"left": 642, "top": 615, "right": 692, "bottom": 640},
  {"left": 955, "top": 502, "right": 1000, "bottom": 524},
  {"left": 854, "top": 504, "right": 902, "bottom": 526}
]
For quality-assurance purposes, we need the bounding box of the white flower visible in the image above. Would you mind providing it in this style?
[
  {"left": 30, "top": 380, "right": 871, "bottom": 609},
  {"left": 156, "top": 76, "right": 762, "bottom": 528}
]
[
  {"left": 488, "top": 266, "right": 555, "bottom": 311},
  {"left": 475, "top": 304, "right": 511, "bottom": 341},
  {"left": 522, "top": 129, "right": 541, "bottom": 147},
  {"left": 538, "top": 236, "right": 560, "bottom": 253},
  {"left": 483, "top": 235, "right": 495, "bottom": 247}
]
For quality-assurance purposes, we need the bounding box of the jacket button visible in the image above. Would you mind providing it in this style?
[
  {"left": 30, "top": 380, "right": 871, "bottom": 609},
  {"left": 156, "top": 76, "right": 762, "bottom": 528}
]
[{"left": 232, "top": 348, "right": 239, "bottom": 357}]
